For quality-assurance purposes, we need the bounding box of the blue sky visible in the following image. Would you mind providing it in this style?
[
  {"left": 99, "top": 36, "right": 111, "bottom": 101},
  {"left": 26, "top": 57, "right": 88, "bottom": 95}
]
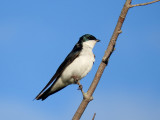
[{"left": 0, "top": 0, "right": 160, "bottom": 120}]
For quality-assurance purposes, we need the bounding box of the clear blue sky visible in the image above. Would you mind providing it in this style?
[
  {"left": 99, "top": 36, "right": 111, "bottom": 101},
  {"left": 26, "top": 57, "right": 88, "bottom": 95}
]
[{"left": 0, "top": 0, "right": 160, "bottom": 120}]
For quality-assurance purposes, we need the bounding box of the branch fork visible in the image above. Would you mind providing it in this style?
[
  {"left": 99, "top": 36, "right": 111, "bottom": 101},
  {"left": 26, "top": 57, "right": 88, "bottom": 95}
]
[{"left": 74, "top": 78, "right": 93, "bottom": 101}]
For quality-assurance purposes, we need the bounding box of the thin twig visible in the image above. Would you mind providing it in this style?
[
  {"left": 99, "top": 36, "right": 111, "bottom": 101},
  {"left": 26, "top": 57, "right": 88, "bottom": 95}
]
[
  {"left": 92, "top": 113, "right": 96, "bottom": 120},
  {"left": 130, "top": 0, "right": 160, "bottom": 7}
]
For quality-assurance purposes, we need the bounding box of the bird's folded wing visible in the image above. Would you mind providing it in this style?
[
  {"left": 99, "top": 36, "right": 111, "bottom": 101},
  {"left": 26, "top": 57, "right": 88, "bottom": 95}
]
[{"left": 35, "top": 43, "right": 82, "bottom": 99}]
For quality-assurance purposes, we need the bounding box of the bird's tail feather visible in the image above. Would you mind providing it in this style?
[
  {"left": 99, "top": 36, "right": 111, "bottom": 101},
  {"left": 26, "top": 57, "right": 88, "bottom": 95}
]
[
  {"left": 35, "top": 88, "right": 51, "bottom": 101},
  {"left": 35, "top": 86, "right": 66, "bottom": 101}
]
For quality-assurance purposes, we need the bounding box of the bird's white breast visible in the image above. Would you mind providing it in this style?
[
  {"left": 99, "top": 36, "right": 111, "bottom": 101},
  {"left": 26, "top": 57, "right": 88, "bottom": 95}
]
[{"left": 60, "top": 43, "right": 95, "bottom": 85}]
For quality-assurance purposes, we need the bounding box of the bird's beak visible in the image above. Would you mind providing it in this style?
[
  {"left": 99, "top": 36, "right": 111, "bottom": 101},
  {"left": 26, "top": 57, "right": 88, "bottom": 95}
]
[{"left": 96, "top": 39, "right": 100, "bottom": 42}]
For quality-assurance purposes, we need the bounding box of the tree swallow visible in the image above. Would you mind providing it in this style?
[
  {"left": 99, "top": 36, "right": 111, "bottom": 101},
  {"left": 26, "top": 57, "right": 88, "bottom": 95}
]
[{"left": 35, "top": 34, "right": 100, "bottom": 100}]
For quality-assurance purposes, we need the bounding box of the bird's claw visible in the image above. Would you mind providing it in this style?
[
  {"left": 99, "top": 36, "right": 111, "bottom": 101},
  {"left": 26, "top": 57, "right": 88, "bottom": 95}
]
[
  {"left": 77, "top": 84, "right": 83, "bottom": 90},
  {"left": 72, "top": 76, "right": 79, "bottom": 84},
  {"left": 72, "top": 76, "right": 91, "bottom": 100}
]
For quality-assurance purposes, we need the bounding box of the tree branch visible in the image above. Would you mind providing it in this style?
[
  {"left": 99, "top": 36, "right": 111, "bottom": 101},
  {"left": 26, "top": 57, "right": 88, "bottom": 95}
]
[
  {"left": 72, "top": 0, "right": 132, "bottom": 119},
  {"left": 92, "top": 113, "right": 96, "bottom": 120},
  {"left": 72, "top": 0, "right": 160, "bottom": 119},
  {"left": 130, "top": 0, "right": 160, "bottom": 7}
]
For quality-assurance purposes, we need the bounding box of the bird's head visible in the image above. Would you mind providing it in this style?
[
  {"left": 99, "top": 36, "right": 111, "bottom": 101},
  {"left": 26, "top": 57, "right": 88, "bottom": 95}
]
[
  {"left": 78, "top": 34, "right": 100, "bottom": 49},
  {"left": 79, "top": 34, "right": 100, "bottom": 43}
]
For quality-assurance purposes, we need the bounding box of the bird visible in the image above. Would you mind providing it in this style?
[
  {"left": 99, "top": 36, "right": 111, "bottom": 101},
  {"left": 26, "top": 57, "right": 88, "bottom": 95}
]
[{"left": 35, "top": 34, "right": 100, "bottom": 101}]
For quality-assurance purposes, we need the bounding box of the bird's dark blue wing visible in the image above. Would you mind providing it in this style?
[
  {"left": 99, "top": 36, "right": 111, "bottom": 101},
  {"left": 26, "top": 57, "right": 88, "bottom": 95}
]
[{"left": 35, "top": 43, "right": 82, "bottom": 99}]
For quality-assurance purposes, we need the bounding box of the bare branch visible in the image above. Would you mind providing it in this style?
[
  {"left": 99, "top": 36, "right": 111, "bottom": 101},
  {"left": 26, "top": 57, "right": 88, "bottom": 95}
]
[
  {"left": 130, "top": 0, "right": 160, "bottom": 7},
  {"left": 72, "top": 0, "right": 159, "bottom": 119},
  {"left": 72, "top": 0, "right": 132, "bottom": 119},
  {"left": 92, "top": 113, "right": 96, "bottom": 120}
]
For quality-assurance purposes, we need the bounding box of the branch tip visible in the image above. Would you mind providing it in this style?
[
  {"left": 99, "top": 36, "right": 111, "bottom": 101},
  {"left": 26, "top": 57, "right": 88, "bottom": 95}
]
[
  {"left": 92, "top": 113, "right": 96, "bottom": 120},
  {"left": 130, "top": 0, "right": 160, "bottom": 7}
]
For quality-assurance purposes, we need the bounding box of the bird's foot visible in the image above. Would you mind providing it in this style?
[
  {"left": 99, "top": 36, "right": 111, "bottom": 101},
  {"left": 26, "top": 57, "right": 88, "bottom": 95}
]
[
  {"left": 76, "top": 80, "right": 83, "bottom": 90},
  {"left": 76, "top": 81, "right": 94, "bottom": 101},
  {"left": 72, "top": 76, "right": 93, "bottom": 101},
  {"left": 76, "top": 81, "right": 85, "bottom": 97},
  {"left": 77, "top": 84, "right": 83, "bottom": 90},
  {"left": 72, "top": 76, "right": 86, "bottom": 98},
  {"left": 77, "top": 87, "right": 93, "bottom": 101},
  {"left": 72, "top": 76, "right": 82, "bottom": 90},
  {"left": 72, "top": 76, "right": 80, "bottom": 84}
]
